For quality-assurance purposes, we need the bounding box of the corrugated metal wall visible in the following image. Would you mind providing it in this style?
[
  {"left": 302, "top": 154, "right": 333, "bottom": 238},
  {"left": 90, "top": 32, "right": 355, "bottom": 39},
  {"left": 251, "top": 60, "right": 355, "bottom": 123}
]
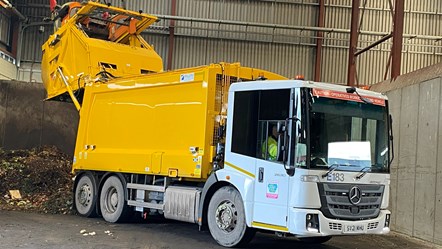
[
  {"left": 12, "top": 0, "right": 442, "bottom": 85},
  {"left": 320, "top": 1, "right": 442, "bottom": 84}
]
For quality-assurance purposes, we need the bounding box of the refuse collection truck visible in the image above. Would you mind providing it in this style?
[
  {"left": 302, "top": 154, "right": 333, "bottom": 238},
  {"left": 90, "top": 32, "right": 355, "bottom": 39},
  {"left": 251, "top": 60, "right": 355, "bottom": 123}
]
[{"left": 41, "top": 1, "right": 393, "bottom": 247}]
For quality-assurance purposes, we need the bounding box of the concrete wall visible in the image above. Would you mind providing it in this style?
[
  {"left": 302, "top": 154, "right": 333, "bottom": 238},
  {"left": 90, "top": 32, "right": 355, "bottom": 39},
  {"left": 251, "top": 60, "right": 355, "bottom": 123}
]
[
  {"left": 371, "top": 64, "right": 442, "bottom": 245},
  {"left": 0, "top": 80, "right": 78, "bottom": 155}
]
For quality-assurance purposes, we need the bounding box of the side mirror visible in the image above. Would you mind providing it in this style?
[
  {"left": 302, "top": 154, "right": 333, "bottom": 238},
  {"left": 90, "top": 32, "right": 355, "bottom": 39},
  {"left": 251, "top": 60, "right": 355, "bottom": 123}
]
[
  {"left": 283, "top": 116, "right": 301, "bottom": 176},
  {"left": 276, "top": 120, "right": 287, "bottom": 161},
  {"left": 277, "top": 134, "right": 283, "bottom": 160},
  {"left": 277, "top": 115, "right": 300, "bottom": 157}
]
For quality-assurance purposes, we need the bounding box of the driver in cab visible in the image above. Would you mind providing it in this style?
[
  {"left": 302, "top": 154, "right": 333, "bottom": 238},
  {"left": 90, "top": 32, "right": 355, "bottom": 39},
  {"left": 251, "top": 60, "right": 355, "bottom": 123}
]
[{"left": 262, "top": 125, "right": 280, "bottom": 161}]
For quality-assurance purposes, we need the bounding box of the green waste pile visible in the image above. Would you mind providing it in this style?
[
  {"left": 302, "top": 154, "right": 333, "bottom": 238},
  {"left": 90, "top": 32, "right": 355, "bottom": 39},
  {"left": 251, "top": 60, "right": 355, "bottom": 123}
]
[{"left": 0, "top": 146, "right": 74, "bottom": 214}]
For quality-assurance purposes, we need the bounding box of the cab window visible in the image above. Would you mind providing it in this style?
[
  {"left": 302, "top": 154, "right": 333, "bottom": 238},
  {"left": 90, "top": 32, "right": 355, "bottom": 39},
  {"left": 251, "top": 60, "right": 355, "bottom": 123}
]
[{"left": 231, "top": 89, "right": 290, "bottom": 162}]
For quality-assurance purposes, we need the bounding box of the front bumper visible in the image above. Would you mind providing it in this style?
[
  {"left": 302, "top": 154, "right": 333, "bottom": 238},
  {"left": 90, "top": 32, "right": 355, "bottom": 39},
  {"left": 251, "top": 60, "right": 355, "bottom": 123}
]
[{"left": 288, "top": 208, "right": 391, "bottom": 237}]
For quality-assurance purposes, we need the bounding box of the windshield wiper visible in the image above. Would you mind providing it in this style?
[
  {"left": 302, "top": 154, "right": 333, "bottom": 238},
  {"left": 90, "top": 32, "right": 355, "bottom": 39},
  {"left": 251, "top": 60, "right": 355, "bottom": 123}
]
[
  {"left": 346, "top": 87, "right": 373, "bottom": 104},
  {"left": 321, "top": 164, "right": 351, "bottom": 178},
  {"left": 355, "top": 167, "right": 371, "bottom": 180},
  {"left": 321, "top": 165, "right": 338, "bottom": 178},
  {"left": 322, "top": 164, "right": 368, "bottom": 178}
]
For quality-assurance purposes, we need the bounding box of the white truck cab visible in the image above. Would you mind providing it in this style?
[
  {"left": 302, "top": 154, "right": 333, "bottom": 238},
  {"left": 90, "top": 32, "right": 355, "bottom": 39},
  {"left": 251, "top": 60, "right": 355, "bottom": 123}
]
[{"left": 207, "top": 80, "right": 392, "bottom": 246}]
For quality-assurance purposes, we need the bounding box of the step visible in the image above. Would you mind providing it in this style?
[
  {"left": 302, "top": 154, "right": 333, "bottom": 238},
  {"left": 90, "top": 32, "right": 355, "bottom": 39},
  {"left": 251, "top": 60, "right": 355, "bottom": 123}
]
[
  {"left": 127, "top": 183, "right": 165, "bottom": 192},
  {"left": 127, "top": 200, "right": 164, "bottom": 210}
]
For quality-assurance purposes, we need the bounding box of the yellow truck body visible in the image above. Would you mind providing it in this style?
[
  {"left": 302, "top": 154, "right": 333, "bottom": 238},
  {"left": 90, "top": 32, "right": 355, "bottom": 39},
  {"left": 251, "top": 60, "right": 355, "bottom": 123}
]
[
  {"left": 40, "top": 1, "right": 287, "bottom": 182},
  {"left": 74, "top": 63, "right": 286, "bottom": 181}
]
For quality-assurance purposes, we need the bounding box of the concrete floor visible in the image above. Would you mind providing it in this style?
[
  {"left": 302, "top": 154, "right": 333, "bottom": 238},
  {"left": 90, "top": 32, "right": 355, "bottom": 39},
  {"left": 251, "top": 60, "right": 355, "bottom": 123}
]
[{"left": 0, "top": 210, "right": 439, "bottom": 249}]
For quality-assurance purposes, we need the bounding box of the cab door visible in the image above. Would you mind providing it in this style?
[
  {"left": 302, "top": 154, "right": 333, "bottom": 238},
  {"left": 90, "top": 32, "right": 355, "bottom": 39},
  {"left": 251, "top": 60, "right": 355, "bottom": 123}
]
[
  {"left": 252, "top": 89, "right": 292, "bottom": 229},
  {"left": 253, "top": 154, "right": 290, "bottom": 228}
]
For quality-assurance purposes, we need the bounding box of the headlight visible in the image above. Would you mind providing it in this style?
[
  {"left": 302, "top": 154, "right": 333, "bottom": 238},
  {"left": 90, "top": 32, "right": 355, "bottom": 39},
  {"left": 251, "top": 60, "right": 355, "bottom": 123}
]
[
  {"left": 384, "top": 214, "right": 391, "bottom": 227},
  {"left": 306, "top": 213, "right": 320, "bottom": 232}
]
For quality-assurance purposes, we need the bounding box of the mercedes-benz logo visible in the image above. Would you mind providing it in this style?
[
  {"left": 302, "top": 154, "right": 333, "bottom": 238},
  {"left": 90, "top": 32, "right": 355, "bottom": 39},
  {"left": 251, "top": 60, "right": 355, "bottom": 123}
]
[{"left": 349, "top": 186, "right": 362, "bottom": 205}]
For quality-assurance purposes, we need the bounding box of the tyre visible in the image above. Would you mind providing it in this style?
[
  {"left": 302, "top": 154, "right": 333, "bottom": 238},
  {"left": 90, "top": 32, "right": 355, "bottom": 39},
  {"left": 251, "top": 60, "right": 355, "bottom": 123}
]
[
  {"left": 74, "top": 172, "right": 98, "bottom": 217},
  {"left": 207, "top": 186, "right": 255, "bottom": 247},
  {"left": 298, "top": 236, "right": 332, "bottom": 244},
  {"left": 100, "top": 176, "right": 129, "bottom": 223}
]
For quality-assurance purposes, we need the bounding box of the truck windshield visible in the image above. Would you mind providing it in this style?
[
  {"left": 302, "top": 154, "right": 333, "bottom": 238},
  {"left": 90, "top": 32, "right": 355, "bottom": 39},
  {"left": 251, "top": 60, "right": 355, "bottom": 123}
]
[{"left": 307, "top": 93, "right": 389, "bottom": 173}]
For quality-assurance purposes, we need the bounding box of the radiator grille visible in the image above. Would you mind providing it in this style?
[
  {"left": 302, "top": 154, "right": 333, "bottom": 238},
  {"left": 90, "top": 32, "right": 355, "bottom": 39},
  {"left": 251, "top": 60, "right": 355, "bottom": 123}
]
[{"left": 318, "top": 183, "right": 384, "bottom": 220}]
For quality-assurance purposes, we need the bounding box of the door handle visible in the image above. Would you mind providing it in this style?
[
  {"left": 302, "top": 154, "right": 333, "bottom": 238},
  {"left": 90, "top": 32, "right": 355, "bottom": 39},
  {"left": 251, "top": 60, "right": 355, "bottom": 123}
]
[{"left": 258, "top": 167, "right": 264, "bottom": 183}]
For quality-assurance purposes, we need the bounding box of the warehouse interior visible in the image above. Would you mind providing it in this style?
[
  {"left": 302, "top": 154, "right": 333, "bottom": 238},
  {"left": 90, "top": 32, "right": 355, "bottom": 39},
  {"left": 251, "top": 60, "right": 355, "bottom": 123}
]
[{"left": 1, "top": 0, "right": 442, "bottom": 247}]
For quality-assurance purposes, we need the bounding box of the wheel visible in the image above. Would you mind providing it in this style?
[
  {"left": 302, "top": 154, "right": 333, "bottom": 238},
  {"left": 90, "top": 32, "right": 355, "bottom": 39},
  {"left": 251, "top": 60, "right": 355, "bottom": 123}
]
[
  {"left": 74, "top": 172, "right": 98, "bottom": 217},
  {"left": 207, "top": 186, "right": 255, "bottom": 247},
  {"left": 100, "top": 176, "right": 129, "bottom": 223},
  {"left": 298, "top": 236, "right": 332, "bottom": 244}
]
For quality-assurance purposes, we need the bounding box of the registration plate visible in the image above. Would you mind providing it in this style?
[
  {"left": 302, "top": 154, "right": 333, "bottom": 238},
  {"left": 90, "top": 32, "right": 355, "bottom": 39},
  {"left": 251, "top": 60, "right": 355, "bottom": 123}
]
[{"left": 343, "top": 224, "right": 366, "bottom": 234}]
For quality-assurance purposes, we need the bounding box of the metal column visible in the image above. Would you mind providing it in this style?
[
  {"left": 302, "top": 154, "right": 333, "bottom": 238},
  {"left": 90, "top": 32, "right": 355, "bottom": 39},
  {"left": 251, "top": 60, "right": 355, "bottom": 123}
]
[
  {"left": 346, "top": 0, "right": 360, "bottom": 86},
  {"left": 166, "top": 0, "right": 177, "bottom": 70},
  {"left": 391, "top": 0, "right": 405, "bottom": 79},
  {"left": 314, "top": 0, "right": 325, "bottom": 82}
]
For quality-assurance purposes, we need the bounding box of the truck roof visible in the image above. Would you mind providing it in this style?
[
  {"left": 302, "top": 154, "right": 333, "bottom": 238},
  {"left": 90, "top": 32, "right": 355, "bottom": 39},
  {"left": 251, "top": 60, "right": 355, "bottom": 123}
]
[{"left": 229, "top": 80, "right": 388, "bottom": 100}]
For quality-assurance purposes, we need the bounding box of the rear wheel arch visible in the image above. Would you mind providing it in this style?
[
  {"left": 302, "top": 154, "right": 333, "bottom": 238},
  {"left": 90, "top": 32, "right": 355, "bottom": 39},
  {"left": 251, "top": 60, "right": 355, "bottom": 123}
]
[
  {"left": 97, "top": 173, "right": 128, "bottom": 198},
  {"left": 73, "top": 171, "right": 98, "bottom": 194}
]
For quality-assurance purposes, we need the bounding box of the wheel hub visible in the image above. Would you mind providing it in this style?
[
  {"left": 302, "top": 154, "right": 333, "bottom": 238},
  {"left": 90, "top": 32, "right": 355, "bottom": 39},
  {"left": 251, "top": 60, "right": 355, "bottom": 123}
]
[
  {"left": 78, "top": 184, "right": 91, "bottom": 206},
  {"left": 110, "top": 192, "right": 118, "bottom": 207},
  {"left": 104, "top": 187, "right": 118, "bottom": 213},
  {"left": 215, "top": 201, "right": 237, "bottom": 232}
]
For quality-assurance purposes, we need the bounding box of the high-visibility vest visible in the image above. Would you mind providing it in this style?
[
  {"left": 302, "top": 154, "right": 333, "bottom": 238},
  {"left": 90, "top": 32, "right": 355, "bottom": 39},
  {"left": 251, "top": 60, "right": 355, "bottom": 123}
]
[{"left": 262, "top": 136, "right": 277, "bottom": 160}]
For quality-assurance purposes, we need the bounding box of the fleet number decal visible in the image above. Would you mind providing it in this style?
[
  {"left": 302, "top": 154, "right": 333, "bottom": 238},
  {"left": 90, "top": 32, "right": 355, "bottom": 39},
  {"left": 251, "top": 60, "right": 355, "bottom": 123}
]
[{"left": 327, "top": 172, "right": 344, "bottom": 182}]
